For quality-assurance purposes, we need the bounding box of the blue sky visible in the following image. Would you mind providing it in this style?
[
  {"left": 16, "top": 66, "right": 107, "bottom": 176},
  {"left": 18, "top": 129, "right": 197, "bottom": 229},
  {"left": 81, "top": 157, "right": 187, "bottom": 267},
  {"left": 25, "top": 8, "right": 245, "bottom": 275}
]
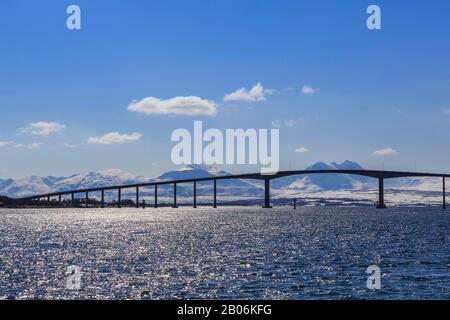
[{"left": 1, "top": 0, "right": 450, "bottom": 178}]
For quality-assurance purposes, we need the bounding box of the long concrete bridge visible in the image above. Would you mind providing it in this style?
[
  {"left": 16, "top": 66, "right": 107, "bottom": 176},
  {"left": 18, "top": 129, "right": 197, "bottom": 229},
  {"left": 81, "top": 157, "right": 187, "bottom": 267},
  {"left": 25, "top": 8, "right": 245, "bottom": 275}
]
[{"left": 13, "top": 169, "right": 450, "bottom": 209}]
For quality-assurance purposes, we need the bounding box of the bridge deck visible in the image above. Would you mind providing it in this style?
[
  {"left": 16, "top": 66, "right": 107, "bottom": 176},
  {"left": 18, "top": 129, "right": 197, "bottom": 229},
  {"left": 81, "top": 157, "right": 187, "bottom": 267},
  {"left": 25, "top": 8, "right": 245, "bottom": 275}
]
[{"left": 13, "top": 169, "right": 450, "bottom": 201}]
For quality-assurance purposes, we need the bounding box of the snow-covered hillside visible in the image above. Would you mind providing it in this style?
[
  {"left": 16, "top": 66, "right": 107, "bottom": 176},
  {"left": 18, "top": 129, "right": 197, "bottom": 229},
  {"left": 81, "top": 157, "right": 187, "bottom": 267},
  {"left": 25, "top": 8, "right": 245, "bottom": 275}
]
[{"left": 0, "top": 162, "right": 446, "bottom": 206}]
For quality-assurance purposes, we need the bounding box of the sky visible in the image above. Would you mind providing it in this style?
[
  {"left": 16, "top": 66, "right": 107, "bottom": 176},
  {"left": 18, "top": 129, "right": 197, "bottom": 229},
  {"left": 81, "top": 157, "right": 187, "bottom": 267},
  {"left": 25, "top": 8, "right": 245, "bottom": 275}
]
[{"left": 1, "top": 0, "right": 450, "bottom": 178}]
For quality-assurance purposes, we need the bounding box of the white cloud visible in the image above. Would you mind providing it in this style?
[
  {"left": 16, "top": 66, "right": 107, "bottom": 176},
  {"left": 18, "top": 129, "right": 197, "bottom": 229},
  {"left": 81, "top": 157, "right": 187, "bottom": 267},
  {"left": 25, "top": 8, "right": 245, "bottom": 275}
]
[
  {"left": 373, "top": 147, "right": 398, "bottom": 155},
  {"left": 295, "top": 147, "right": 310, "bottom": 153},
  {"left": 301, "top": 85, "right": 319, "bottom": 95},
  {"left": 272, "top": 118, "right": 303, "bottom": 128},
  {"left": 63, "top": 143, "right": 78, "bottom": 149},
  {"left": 224, "top": 82, "right": 274, "bottom": 102},
  {"left": 88, "top": 132, "right": 142, "bottom": 145},
  {"left": 20, "top": 121, "right": 66, "bottom": 136},
  {"left": 271, "top": 120, "right": 282, "bottom": 128},
  {"left": 0, "top": 141, "right": 14, "bottom": 147},
  {"left": 284, "top": 119, "right": 296, "bottom": 127},
  {"left": 128, "top": 96, "right": 217, "bottom": 116},
  {"left": 14, "top": 143, "right": 43, "bottom": 149}
]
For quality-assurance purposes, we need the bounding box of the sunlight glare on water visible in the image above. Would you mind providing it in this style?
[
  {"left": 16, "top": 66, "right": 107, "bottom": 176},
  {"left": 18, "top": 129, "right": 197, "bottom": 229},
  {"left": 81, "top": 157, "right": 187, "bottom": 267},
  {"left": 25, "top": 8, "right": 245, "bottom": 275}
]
[{"left": 0, "top": 207, "right": 449, "bottom": 299}]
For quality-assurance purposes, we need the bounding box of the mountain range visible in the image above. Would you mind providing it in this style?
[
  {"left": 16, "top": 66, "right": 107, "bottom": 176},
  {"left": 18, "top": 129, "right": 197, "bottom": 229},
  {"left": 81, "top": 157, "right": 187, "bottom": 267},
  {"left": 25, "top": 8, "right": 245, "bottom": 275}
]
[{"left": 0, "top": 161, "right": 445, "bottom": 206}]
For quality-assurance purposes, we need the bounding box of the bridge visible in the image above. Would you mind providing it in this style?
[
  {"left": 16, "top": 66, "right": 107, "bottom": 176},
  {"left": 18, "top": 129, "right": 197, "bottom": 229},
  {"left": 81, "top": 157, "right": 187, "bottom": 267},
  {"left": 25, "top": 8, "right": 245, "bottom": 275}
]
[{"left": 11, "top": 169, "right": 450, "bottom": 209}]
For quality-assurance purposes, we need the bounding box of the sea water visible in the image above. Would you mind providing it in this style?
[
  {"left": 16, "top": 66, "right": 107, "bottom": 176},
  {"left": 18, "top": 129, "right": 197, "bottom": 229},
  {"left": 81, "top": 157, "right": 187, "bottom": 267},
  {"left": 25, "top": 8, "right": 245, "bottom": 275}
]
[{"left": 0, "top": 207, "right": 449, "bottom": 299}]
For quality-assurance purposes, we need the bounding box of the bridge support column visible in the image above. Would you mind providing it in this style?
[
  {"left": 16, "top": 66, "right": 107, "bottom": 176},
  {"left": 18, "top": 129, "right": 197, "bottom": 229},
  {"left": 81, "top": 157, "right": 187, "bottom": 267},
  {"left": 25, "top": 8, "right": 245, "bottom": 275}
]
[
  {"left": 193, "top": 181, "right": 197, "bottom": 208},
  {"left": 71, "top": 193, "right": 75, "bottom": 207},
  {"left": 118, "top": 188, "right": 121, "bottom": 208},
  {"left": 293, "top": 199, "right": 297, "bottom": 210},
  {"left": 263, "top": 178, "right": 272, "bottom": 208},
  {"left": 136, "top": 186, "right": 139, "bottom": 208},
  {"left": 173, "top": 183, "right": 178, "bottom": 208},
  {"left": 101, "top": 189, "right": 105, "bottom": 208},
  {"left": 443, "top": 177, "right": 446, "bottom": 210},
  {"left": 377, "top": 178, "right": 387, "bottom": 209},
  {"left": 85, "top": 191, "right": 89, "bottom": 208},
  {"left": 58, "top": 195, "right": 62, "bottom": 205},
  {"left": 47, "top": 196, "right": 50, "bottom": 203},
  {"left": 213, "top": 179, "right": 217, "bottom": 208},
  {"left": 154, "top": 185, "right": 158, "bottom": 208}
]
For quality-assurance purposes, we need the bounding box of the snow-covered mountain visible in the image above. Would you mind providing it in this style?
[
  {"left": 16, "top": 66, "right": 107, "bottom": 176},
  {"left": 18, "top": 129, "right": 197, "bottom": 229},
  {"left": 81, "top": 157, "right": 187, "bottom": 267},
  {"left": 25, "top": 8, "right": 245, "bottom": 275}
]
[
  {"left": 0, "top": 162, "right": 445, "bottom": 206},
  {"left": 0, "top": 176, "right": 54, "bottom": 197},
  {"left": 271, "top": 160, "right": 372, "bottom": 191},
  {"left": 152, "top": 164, "right": 262, "bottom": 197},
  {"left": 0, "top": 165, "right": 262, "bottom": 199},
  {"left": 0, "top": 170, "right": 148, "bottom": 198}
]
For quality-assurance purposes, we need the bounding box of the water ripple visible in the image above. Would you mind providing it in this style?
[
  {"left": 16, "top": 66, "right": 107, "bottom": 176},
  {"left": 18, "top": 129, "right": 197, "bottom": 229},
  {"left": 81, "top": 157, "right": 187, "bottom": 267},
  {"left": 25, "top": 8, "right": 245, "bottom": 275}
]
[{"left": 0, "top": 207, "right": 449, "bottom": 300}]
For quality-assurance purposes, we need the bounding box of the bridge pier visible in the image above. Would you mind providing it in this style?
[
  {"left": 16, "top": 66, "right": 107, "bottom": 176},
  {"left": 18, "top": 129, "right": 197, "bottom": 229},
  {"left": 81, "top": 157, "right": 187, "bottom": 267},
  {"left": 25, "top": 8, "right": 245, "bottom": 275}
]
[
  {"left": 173, "top": 183, "right": 178, "bottom": 208},
  {"left": 154, "top": 185, "right": 158, "bottom": 208},
  {"left": 136, "top": 186, "right": 139, "bottom": 208},
  {"left": 193, "top": 181, "right": 197, "bottom": 208},
  {"left": 101, "top": 189, "right": 105, "bottom": 208},
  {"left": 19, "top": 170, "right": 450, "bottom": 211},
  {"left": 263, "top": 178, "right": 272, "bottom": 208},
  {"left": 213, "top": 179, "right": 217, "bottom": 208},
  {"left": 377, "top": 178, "right": 387, "bottom": 209},
  {"left": 443, "top": 177, "right": 446, "bottom": 210}
]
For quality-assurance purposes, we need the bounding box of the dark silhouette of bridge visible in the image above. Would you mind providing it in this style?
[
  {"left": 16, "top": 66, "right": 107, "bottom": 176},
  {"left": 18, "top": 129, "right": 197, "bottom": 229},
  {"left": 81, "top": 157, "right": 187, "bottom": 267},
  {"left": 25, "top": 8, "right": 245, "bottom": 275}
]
[{"left": 12, "top": 169, "right": 449, "bottom": 209}]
